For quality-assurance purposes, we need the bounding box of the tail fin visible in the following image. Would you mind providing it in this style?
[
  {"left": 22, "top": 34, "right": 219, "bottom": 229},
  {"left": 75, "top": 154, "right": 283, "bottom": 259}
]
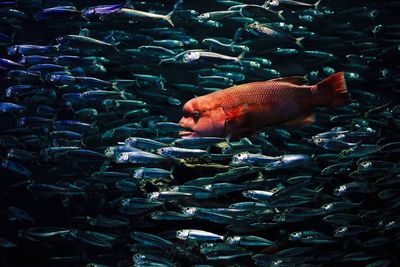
[
  {"left": 314, "top": 0, "right": 322, "bottom": 11},
  {"left": 17, "top": 55, "right": 26, "bottom": 64},
  {"left": 165, "top": 11, "right": 175, "bottom": 27},
  {"left": 112, "top": 42, "right": 121, "bottom": 52},
  {"left": 234, "top": 28, "right": 243, "bottom": 42},
  {"left": 237, "top": 50, "right": 246, "bottom": 64},
  {"left": 79, "top": 27, "right": 90, "bottom": 37},
  {"left": 169, "top": 165, "right": 175, "bottom": 180},
  {"left": 120, "top": 93, "right": 127, "bottom": 100},
  {"left": 125, "top": 0, "right": 134, "bottom": 8},
  {"left": 317, "top": 72, "right": 351, "bottom": 106},
  {"left": 277, "top": 10, "right": 285, "bottom": 21},
  {"left": 295, "top": 37, "right": 304, "bottom": 48}
]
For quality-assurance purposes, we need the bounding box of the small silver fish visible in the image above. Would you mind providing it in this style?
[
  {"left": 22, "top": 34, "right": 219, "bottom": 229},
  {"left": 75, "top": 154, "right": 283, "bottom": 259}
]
[
  {"left": 176, "top": 229, "right": 223, "bottom": 241},
  {"left": 157, "top": 146, "right": 208, "bottom": 158}
]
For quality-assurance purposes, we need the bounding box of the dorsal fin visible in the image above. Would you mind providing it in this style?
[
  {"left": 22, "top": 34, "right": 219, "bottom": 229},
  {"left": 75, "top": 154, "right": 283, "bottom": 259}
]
[{"left": 267, "top": 76, "right": 308, "bottom": 85}]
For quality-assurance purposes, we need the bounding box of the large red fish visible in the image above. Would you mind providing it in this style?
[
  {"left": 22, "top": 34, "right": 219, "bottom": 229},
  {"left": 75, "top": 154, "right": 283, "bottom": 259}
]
[{"left": 178, "top": 72, "right": 350, "bottom": 138}]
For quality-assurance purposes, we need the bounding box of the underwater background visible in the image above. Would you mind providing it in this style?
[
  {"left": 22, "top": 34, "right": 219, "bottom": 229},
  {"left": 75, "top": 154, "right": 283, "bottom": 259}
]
[{"left": 0, "top": 0, "right": 400, "bottom": 266}]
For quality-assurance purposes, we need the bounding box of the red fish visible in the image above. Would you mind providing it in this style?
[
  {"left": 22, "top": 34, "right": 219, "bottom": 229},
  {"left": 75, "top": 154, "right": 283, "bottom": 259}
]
[{"left": 178, "top": 72, "right": 350, "bottom": 138}]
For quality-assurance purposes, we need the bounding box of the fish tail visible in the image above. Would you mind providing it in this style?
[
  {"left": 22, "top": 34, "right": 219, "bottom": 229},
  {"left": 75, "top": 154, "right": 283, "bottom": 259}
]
[
  {"left": 237, "top": 50, "right": 246, "bottom": 64},
  {"left": 165, "top": 11, "right": 175, "bottom": 27},
  {"left": 17, "top": 54, "right": 26, "bottom": 64},
  {"left": 53, "top": 43, "right": 61, "bottom": 51},
  {"left": 317, "top": 72, "right": 351, "bottom": 106},
  {"left": 112, "top": 42, "right": 121, "bottom": 52},
  {"left": 277, "top": 10, "right": 285, "bottom": 21},
  {"left": 234, "top": 28, "right": 243, "bottom": 42},
  {"left": 314, "top": 0, "right": 322, "bottom": 11},
  {"left": 239, "top": 7, "right": 245, "bottom": 17},
  {"left": 121, "top": 92, "right": 127, "bottom": 100},
  {"left": 173, "top": 0, "right": 183, "bottom": 11},
  {"left": 296, "top": 37, "right": 305, "bottom": 48},
  {"left": 112, "top": 82, "right": 117, "bottom": 90},
  {"left": 170, "top": 165, "right": 175, "bottom": 179},
  {"left": 125, "top": 0, "right": 133, "bottom": 8}
]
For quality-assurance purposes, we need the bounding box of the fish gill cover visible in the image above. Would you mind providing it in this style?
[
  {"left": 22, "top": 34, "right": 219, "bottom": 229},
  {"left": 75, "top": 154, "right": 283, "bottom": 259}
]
[{"left": 0, "top": 0, "right": 399, "bottom": 266}]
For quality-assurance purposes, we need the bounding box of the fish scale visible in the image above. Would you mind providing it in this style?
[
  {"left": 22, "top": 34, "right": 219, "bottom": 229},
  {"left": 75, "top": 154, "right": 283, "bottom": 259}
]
[{"left": 181, "top": 73, "right": 347, "bottom": 137}]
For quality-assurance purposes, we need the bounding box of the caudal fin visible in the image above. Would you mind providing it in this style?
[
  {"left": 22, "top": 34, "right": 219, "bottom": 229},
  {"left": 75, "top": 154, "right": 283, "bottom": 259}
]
[
  {"left": 295, "top": 37, "right": 304, "bottom": 48},
  {"left": 314, "top": 0, "right": 322, "bottom": 11},
  {"left": 277, "top": 10, "right": 285, "bottom": 21},
  {"left": 165, "top": 11, "right": 175, "bottom": 27},
  {"left": 317, "top": 72, "right": 351, "bottom": 106}
]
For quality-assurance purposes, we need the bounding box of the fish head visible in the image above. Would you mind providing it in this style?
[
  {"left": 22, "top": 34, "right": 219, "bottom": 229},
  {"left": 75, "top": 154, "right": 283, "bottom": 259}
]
[
  {"left": 7, "top": 46, "right": 17, "bottom": 56},
  {"left": 333, "top": 185, "right": 347, "bottom": 196},
  {"left": 226, "top": 236, "right": 240, "bottom": 244},
  {"left": 115, "top": 152, "right": 129, "bottom": 163},
  {"left": 289, "top": 232, "right": 302, "bottom": 240},
  {"left": 150, "top": 211, "right": 162, "bottom": 219},
  {"left": 132, "top": 168, "right": 144, "bottom": 179},
  {"left": 178, "top": 97, "right": 226, "bottom": 138},
  {"left": 133, "top": 253, "right": 145, "bottom": 261},
  {"left": 198, "top": 13, "right": 210, "bottom": 21},
  {"left": 183, "top": 51, "right": 200, "bottom": 63},
  {"left": 242, "top": 190, "right": 253, "bottom": 198},
  {"left": 147, "top": 192, "right": 160, "bottom": 200},
  {"left": 247, "top": 22, "right": 260, "bottom": 30},
  {"left": 157, "top": 147, "right": 171, "bottom": 157},
  {"left": 176, "top": 230, "right": 189, "bottom": 240},
  {"left": 321, "top": 203, "right": 333, "bottom": 211},
  {"left": 231, "top": 153, "right": 248, "bottom": 166},
  {"left": 182, "top": 207, "right": 198, "bottom": 215},
  {"left": 81, "top": 7, "right": 94, "bottom": 19},
  {"left": 266, "top": 0, "right": 280, "bottom": 7},
  {"left": 246, "top": 22, "right": 264, "bottom": 36},
  {"left": 120, "top": 199, "right": 128, "bottom": 207},
  {"left": 202, "top": 184, "right": 212, "bottom": 190}
]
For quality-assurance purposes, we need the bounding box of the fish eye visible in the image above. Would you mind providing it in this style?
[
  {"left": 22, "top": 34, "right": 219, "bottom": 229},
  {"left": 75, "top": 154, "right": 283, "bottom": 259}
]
[
  {"left": 133, "top": 254, "right": 144, "bottom": 260},
  {"left": 270, "top": 0, "right": 279, "bottom": 6},
  {"left": 201, "top": 13, "right": 210, "bottom": 20},
  {"left": 185, "top": 51, "right": 199, "bottom": 61},
  {"left": 292, "top": 232, "right": 301, "bottom": 238},
  {"left": 192, "top": 111, "right": 200, "bottom": 119}
]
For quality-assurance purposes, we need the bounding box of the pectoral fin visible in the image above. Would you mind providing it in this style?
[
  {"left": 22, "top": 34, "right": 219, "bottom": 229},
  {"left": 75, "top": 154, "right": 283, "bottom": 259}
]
[
  {"left": 224, "top": 104, "right": 252, "bottom": 128},
  {"left": 282, "top": 112, "right": 315, "bottom": 126}
]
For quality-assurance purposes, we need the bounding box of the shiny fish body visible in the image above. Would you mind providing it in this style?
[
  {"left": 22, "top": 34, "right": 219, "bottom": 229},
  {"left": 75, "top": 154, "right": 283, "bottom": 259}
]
[
  {"left": 132, "top": 167, "right": 173, "bottom": 179},
  {"left": 176, "top": 229, "right": 223, "bottom": 241},
  {"left": 115, "top": 151, "right": 164, "bottom": 164},
  {"left": 231, "top": 153, "right": 275, "bottom": 166},
  {"left": 157, "top": 146, "right": 208, "bottom": 158}
]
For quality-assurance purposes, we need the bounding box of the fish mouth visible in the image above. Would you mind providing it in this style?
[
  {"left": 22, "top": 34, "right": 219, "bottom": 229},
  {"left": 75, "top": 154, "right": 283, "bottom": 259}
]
[{"left": 178, "top": 129, "right": 201, "bottom": 138}]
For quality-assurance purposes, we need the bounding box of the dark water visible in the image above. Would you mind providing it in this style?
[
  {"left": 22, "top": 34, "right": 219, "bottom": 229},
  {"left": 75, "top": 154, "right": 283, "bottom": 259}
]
[{"left": 0, "top": 0, "right": 399, "bottom": 266}]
